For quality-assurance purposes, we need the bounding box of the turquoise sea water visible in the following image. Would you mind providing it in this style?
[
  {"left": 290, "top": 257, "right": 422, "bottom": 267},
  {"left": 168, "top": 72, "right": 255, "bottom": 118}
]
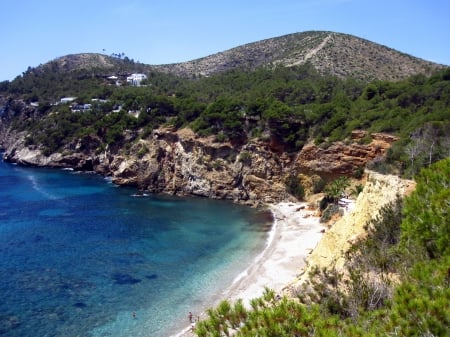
[{"left": 0, "top": 159, "right": 271, "bottom": 337}]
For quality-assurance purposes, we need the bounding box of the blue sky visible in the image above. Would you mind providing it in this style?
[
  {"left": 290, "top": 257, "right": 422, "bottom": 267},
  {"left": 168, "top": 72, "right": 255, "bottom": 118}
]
[{"left": 1, "top": 0, "right": 449, "bottom": 81}]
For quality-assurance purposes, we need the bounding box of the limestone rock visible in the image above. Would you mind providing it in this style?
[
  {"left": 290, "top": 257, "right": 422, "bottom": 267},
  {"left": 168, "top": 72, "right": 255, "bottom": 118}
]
[
  {"left": 295, "top": 134, "right": 397, "bottom": 175},
  {"left": 297, "top": 171, "right": 415, "bottom": 279},
  {"left": 0, "top": 126, "right": 399, "bottom": 207}
]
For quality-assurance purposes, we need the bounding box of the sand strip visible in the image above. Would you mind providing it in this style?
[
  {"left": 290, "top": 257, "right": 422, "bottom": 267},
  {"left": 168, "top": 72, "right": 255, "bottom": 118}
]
[
  {"left": 174, "top": 201, "right": 326, "bottom": 336},
  {"left": 224, "top": 202, "right": 325, "bottom": 304}
]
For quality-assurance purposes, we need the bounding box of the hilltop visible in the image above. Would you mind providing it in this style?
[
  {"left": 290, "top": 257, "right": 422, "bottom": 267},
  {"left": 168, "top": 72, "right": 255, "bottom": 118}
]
[
  {"left": 29, "top": 31, "right": 444, "bottom": 82},
  {"left": 31, "top": 52, "right": 151, "bottom": 77},
  {"left": 154, "top": 31, "right": 444, "bottom": 81}
]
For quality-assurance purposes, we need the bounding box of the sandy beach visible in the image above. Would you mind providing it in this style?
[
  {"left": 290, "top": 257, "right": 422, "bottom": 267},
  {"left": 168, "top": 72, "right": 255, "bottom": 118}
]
[
  {"left": 224, "top": 202, "right": 326, "bottom": 304},
  {"left": 175, "top": 201, "right": 327, "bottom": 336}
]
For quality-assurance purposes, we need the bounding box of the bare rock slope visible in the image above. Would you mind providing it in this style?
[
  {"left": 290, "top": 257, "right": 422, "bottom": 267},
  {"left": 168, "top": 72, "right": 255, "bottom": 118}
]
[{"left": 154, "top": 31, "right": 444, "bottom": 81}]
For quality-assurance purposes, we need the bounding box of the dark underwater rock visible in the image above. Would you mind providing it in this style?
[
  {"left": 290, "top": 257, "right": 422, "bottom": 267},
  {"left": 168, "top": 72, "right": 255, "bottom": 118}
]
[{"left": 111, "top": 273, "right": 141, "bottom": 285}]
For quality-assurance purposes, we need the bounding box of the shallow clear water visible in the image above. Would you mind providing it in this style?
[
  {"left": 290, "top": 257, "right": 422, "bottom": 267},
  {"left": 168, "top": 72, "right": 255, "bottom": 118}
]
[{"left": 0, "top": 159, "right": 271, "bottom": 337}]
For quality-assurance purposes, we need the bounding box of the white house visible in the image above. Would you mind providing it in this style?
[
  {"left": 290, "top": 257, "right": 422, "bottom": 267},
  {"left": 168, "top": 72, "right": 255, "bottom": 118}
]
[
  {"left": 126, "top": 73, "right": 147, "bottom": 86},
  {"left": 60, "top": 97, "right": 77, "bottom": 104}
]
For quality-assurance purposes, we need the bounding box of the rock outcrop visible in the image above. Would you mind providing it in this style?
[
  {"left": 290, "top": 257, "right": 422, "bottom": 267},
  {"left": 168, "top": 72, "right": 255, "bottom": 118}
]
[
  {"left": 289, "top": 171, "right": 415, "bottom": 292},
  {"left": 294, "top": 131, "right": 398, "bottom": 176},
  {"left": 0, "top": 126, "right": 398, "bottom": 206}
]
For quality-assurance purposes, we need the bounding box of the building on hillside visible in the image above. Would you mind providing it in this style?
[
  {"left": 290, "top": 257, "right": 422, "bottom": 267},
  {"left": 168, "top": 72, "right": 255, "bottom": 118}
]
[
  {"left": 71, "top": 103, "right": 92, "bottom": 112},
  {"left": 107, "top": 75, "right": 122, "bottom": 86},
  {"left": 126, "top": 73, "right": 147, "bottom": 86},
  {"left": 60, "top": 97, "right": 77, "bottom": 104}
]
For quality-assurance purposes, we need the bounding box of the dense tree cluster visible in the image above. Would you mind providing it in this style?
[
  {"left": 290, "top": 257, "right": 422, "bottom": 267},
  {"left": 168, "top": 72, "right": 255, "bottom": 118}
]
[
  {"left": 0, "top": 49, "right": 449, "bottom": 337},
  {"left": 1, "top": 62, "right": 449, "bottom": 177}
]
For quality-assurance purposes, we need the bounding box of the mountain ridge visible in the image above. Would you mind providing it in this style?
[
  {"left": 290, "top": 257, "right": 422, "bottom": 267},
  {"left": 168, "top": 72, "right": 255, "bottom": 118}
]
[
  {"left": 153, "top": 31, "right": 444, "bottom": 81},
  {"left": 34, "top": 31, "right": 445, "bottom": 82}
]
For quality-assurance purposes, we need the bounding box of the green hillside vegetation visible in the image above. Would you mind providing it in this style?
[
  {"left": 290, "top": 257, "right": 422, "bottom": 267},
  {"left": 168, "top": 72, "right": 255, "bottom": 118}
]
[
  {"left": 194, "top": 158, "right": 450, "bottom": 337},
  {"left": 0, "top": 35, "right": 449, "bottom": 337},
  {"left": 1, "top": 64, "right": 449, "bottom": 177}
]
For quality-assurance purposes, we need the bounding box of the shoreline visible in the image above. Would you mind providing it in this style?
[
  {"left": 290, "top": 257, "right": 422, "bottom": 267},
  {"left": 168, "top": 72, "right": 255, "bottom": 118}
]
[
  {"left": 174, "top": 201, "right": 326, "bottom": 337},
  {"left": 225, "top": 202, "right": 325, "bottom": 304}
]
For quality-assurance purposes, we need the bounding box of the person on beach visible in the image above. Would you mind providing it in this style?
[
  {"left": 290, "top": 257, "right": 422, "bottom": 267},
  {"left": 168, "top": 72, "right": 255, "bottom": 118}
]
[{"left": 188, "top": 311, "right": 193, "bottom": 323}]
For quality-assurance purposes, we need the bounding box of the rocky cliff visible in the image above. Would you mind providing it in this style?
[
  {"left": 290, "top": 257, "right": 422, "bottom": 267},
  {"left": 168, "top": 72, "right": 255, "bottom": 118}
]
[
  {"left": 288, "top": 170, "right": 415, "bottom": 293},
  {"left": 0, "top": 126, "right": 398, "bottom": 207}
]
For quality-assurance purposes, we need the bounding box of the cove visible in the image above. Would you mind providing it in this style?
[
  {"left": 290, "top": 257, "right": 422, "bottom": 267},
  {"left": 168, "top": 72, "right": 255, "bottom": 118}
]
[{"left": 0, "top": 159, "right": 272, "bottom": 337}]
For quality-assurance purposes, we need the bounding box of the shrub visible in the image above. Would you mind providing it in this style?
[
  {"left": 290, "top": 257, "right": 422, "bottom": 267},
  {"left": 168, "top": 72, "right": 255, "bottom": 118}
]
[
  {"left": 238, "top": 151, "right": 251, "bottom": 164},
  {"left": 401, "top": 158, "right": 450, "bottom": 259},
  {"left": 366, "top": 156, "right": 394, "bottom": 175},
  {"left": 136, "top": 144, "right": 148, "bottom": 158},
  {"left": 312, "top": 176, "right": 327, "bottom": 193},
  {"left": 353, "top": 166, "right": 364, "bottom": 179},
  {"left": 215, "top": 132, "right": 226, "bottom": 142},
  {"left": 347, "top": 199, "right": 403, "bottom": 273},
  {"left": 351, "top": 184, "right": 364, "bottom": 196},
  {"left": 285, "top": 174, "right": 305, "bottom": 200},
  {"left": 320, "top": 203, "right": 341, "bottom": 223},
  {"left": 324, "top": 176, "right": 350, "bottom": 203}
]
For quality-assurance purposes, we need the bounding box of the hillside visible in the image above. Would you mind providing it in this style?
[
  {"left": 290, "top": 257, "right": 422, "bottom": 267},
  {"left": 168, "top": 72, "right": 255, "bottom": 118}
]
[
  {"left": 23, "top": 31, "right": 445, "bottom": 83},
  {"left": 31, "top": 52, "right": 152, "bottom": 77},
  {"left": 0, "top": 30, "right": 449, "bottom": 337},
  {"left": 0, "top": 30, "right": 449, "bottom": 186},
  {"left": 154, "top": 31, "right": 444, "bottom": 81},
  {"left": 0, "top": 29, "right": 449, "bottom": 187}
]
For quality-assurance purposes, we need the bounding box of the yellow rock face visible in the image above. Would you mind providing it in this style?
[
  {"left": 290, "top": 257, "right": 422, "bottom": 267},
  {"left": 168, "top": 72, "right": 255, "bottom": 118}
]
[{"left": 299, "top": 171, "right": 414, "bottom": 278}]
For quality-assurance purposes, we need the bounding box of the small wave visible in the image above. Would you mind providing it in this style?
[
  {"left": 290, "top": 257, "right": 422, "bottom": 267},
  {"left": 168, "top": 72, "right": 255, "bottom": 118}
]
[
  {"left": 71, "top": 170, "right": 96, "bottom": 175},
  {"left": 231, "top": 269, "right": 249, "bottom": 285},
  {"left": 131, "top": 193, "right": 149, "bottom": 197},
  {"left": 170, "top": 325, "right": 193, "bottom": 337},
  {"left": 231, "top": 211, "right": 277, "bottom": 286},
  {"left": 27, "top": 174, "right": 59, "bottom": 200}
]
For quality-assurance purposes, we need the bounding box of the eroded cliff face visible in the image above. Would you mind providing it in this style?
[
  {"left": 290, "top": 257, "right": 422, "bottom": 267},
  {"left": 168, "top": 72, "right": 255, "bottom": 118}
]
[
  {"left": 0, "top": 126, "right": 398, "bottom": 206},
  {"left": 294, "top": 131, "right": 398, "bottom": 175},
  {"left": 292, "top": 171, "right": 415, "bottom": 289},
  {"left": 103, "top": 128, "right": 293, "bottom": 206}
]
